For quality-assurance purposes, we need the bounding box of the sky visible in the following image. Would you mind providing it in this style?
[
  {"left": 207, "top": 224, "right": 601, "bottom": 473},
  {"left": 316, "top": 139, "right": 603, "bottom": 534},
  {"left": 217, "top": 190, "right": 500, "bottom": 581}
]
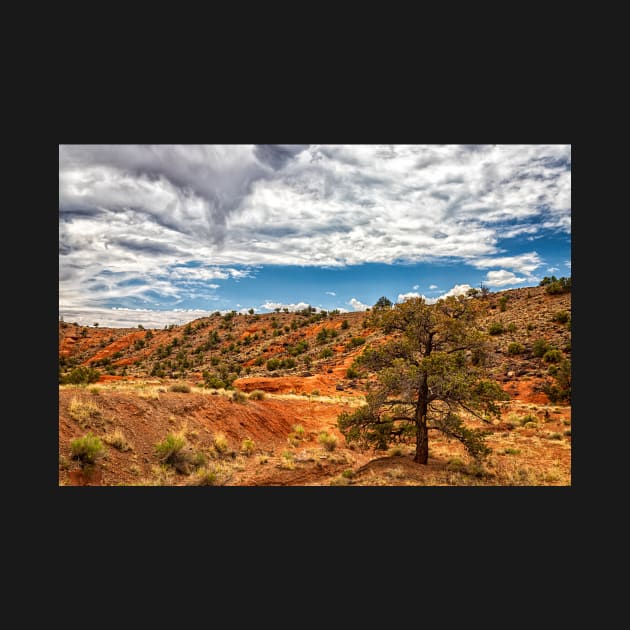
[{"left": 59, "top": 144, "right": 571, "bottom": 328}]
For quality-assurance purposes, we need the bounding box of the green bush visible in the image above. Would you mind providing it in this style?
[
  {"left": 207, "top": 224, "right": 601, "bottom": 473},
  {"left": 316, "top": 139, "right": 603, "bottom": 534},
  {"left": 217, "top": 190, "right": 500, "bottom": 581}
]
[
  {"left": 532, "top": 338, "right": 551, "bottom": 358},
  {"left": 241, "top": 438, "right": 256, "bottom": 455},
  {"left": 154, "top": 433, "right": 187, "bottom": 463},
  {"left": 507, "top": 342, "right": 525, "bottom": 355},
  {"left": 232, "top": 390, "right": 247, "bottom": 403},
  {"left": 249, "top": 390, "right": 265, "bottom": 400},
  {"left": 71, "top": 432, "right": 105, "bottom": 467},
  {"left": 552, "top": 310, "right": 570, "bottom": 324},
  {"left": 506, "top": 322, "right": 517, "bottom": 333},
  {"left": 318, "top": 431, "right": 338, "bottom": 451},
  {"left": 543, "top": 349, "right": 563, "bottom": 363},
  {"left": 346, "top": 337, "right": 366, "bottom": 349},
  {"left": 346, "top": 366, "right": 360, "bottom": 379},
  {"left": 488, "top": 322, "right": 504, "bottom": 335},
  {"left": 320, "top": 348, "right": 334, "bottom": 359},
  {"left": 60, "top": 366, "right": 101, "bottom": 385},
  {"left": 169, "top": 382, "right": 191, "bottom": 393}
]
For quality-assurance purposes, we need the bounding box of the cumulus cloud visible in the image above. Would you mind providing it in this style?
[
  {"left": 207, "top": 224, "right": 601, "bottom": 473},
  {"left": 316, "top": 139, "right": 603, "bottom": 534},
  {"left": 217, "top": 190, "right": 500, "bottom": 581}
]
[
  {"left": 348, "top": 297, "right": 369, "bottom": 311},
  {"left": 59, "top": 144, "right": 570, "bottom": 321},
  {"left": 59, "top": 306, "right": 216, "bottom": 328},
  {"left": 397, "top": 292, "right": 422, "bottom": 302},
  {"left": 484, "top": 270, "right": 527, "bottom": 287},
  {"left": 471, "top": 252, "right": 543, "bottom": 275},
  {"left": 260, "top": 301, "right": 320, "bottom": 312}
]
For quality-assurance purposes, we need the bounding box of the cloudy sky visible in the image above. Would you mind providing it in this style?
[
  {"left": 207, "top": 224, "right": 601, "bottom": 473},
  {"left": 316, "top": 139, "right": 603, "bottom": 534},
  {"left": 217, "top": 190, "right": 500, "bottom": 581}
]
[{"left": 59, "top": 144, "right": 571, "bottom": 327}]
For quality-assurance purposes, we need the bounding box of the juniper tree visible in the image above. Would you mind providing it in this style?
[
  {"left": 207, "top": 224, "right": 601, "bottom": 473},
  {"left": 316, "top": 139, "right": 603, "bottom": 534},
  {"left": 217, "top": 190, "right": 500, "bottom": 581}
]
[{"left": 338, "top": 296, "right": 509, "bottom": 464}]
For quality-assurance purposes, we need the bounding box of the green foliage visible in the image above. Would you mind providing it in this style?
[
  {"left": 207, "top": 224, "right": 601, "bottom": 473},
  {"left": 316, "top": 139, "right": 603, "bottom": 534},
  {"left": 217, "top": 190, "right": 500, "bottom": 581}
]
[
  {"left": 346, "top": 366, "right": 360, "bottom": 379},
  {"left": 374, "top": 296, "right": 393, "bottom": 309},
  {"left": 552, "top": 310, "right": 570, "bottom": 324},
  {"left": 338, "top": 295, "right": 508, "bottom": 463},
  {"left": 169, "top": 382, "right": 191, "bottom": 393},
  {"left": 60, "top": 366, "right": 101, "bottom": 385},
  {"left": 241, "top": 438, "right": 256, "bottom": 455},
  {"left": 543, "top": 359, "right": 571, "bottom": 402},
  {"left": 70, "top": 432, "right": 105, "bottom": 467},
  {"left": 288, "top": 340, "right": 309, "bottom": 356},
  {"left": 346, "top": 336, "right": 366, "bottom": 349},
  {"left": 320, "top": 347, "right": 334, "bottom": 359},
  {"left": 499, "top": 295, "right": 509, "bottom": 312},
  {"left": 318, "top": 431, "right": 338, "bottom": 451},
  {"left": 231, "top": 390, "right": 248, "bottom": 403},
  {"left": 507, "top": 342, "right": 525, "bottom": 355},
  {"left": 488, "top": 322, "right": 504, "bottom": 335},
  {"left": 266, "top": 357, "right": 296, "bottom": 371},
  {"left": 154, "top": 433, "right": 186, "bottom": 463},
  {"left": 341, "top": 319, "right": 349, "bottom": 330},
  {"left": 541, "top": 276, "right": 571, "bottom": 294},
  {"left": 506, "top": 322, "right": 517, "bottom": 333},
  {"left": 532, "top": 338, "right": 551, "bottom": 357},
  {"left": 249, "top": 390, "right": 265, "bottom": 400},
  {"left": 543, "top": 349, "right": 563, "bottom": 363}
]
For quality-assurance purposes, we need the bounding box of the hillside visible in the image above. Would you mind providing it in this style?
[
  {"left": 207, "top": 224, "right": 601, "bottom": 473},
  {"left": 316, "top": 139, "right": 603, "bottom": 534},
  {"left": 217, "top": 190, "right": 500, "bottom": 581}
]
[{"left": 58, "top": 285, "right": 571, "bottom": 486}]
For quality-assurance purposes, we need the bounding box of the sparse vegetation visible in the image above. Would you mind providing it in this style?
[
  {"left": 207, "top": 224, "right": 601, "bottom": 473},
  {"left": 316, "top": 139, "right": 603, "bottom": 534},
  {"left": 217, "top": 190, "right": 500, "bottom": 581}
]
[
  {"left": 318, "top": 431, "right": 337, "bottom": 451},
  {"left": 169, "top": 382, "right": 191, "bottom": 393},
  {"left": 71, "top": 432, "right": 105, "bottom": 467},
  {"left": 249, "top": 390, "right": 265, "bottom": 400},
  {"left": 103, "top": 428, "right": 132, "bottom": 451},
  {"left": 507, "top": 342, "right": 525, "bottom": 355},
  {"left": 488, "top": 322, "right": 504, "bottom": 335},
  {"left": 241, "top": 438, "right": 256, "bottom": 455}
]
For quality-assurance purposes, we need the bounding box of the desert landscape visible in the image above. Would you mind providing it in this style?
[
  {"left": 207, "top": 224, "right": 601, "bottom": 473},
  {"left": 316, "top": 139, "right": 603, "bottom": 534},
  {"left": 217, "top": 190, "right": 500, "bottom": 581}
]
[{"left": 58, "top": 283, "right": 571, "bottom": 486}]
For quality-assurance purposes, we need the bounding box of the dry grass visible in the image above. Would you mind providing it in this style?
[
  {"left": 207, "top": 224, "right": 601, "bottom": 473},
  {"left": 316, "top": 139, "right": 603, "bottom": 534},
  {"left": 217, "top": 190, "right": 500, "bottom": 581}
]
[
  {"left": 103, "top": 428, "right": 132, "bottom": 451},
  {"left": 68, "top": 397, "right": 102, "bottom": 428}
]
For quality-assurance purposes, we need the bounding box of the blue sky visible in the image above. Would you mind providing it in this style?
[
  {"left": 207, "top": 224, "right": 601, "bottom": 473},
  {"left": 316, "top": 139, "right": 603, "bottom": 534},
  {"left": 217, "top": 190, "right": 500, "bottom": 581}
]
[{"left": 59, "top": 144, "right": 571, "bottom": 327}]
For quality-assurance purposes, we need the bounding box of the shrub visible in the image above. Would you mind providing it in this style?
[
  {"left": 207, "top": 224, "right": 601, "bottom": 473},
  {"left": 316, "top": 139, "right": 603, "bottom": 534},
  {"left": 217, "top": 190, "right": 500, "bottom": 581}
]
[
  {"left": 292, "top": 424, "right": 306, "bottom": 439},
  {"left": 548, "top": 432, "right": 563, "bottom": 440},
  {"left": 241, "top": 438, "right": 256, "bottom": 456},
  {"left": 60, "top": 366, "right": 101, "bottom": 385},
  {"left": 341, "top": 469, "right": 355, "bottom": 479},
  {"left": 543, "top": 349, "right": 563, "bottom": 363},
  {"left": 499, "top": 296, "right": 508, "bottom": 312},
  {"left": 71, "top": 432, "right": 105, "bottom": 467},
  {"left": 346, "top": 336, "right": 366, "bottom": 349},
  {"left": 507, "top": 342, "right": 525, "bottom": 355},
  {"left": 506, "top": 322, "right": 517, "bottom": 333},
  {"left": 488, "top": 322, "right": 504, "bottom": 335},
  {"left": 103, "top": 428, "right": 132, "bottom": 451},
  {"left": 532, "top": 338, "right": 551, "bottom": 358},
  {"left": 311, "top": 389, "right": 320, "bottom": 396},
  {"left": 213, "top": 432, "right": 229, "bottom": 454},
  {"left": 318, "top": 431, "right": 337, "bottom": 451},
  {"left": 169, "top": 382, "right": 191, "bottom": 393},
  {"left": 249, "top": 389, "right": 265, "bottom": 400},
  {"left": 527, "top": 323, "right": 535, "bottom": 331},
  {"left": 341, "top": 319, "right": 349, "bottom": 330},
  {"left": 346, "top": 366, "right": 360, "bottom": 379},
  {"left": 320, "top": 348, "right": 334, "bottom": 359},
  {"left": 68, "top": 397, "right": 101, "bottom": 427},
  {"left": 154, "top": 433, "right": 187, "bottom": 463},
  {"left": 552, "top": 310, "right": 570, "bottom": 324},
  {"left": 232, "top": 390, "right": 247, "bottom": 403}
]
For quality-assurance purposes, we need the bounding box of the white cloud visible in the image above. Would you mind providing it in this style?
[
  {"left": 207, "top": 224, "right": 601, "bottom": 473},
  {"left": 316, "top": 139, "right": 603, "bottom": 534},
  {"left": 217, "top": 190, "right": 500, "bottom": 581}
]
[
  {"left": 564, "top": 260, "right": 571, "bottom": 269},
  {"left": 484, "top": 270, "right": 526, "bottom": 287},
  {"left": 325, "top": 291, "right": 336, "bottom": 296},
  {"left": 59, "top": 306, "right": 216, "bottom": 328},
  {"left": 429, "top": 284, "right": 438, "bottom": 290},
  {"left": 397, "top": 292, "right": 423, "bottom": 302},
  {"left": 412, "top": 284, "right": 420, "bottom": 290},
  {"left": 547, "top": 266, "right": 559, "bottom": 273},
  {"left": 59, "top": 144, "right": 570, "bottom": 318},
  {"left": 260, "top": 301, "right": 321, "bottom": 312},
  {"left": 348, "top": 297, "right": 369, "bottom": 311},
  {"left": 428, "top": 283, "right": 473, "bottom": 303},
  {"left": 397, "top": 283, "right": 473, "bottom": 305},
  {"left": 471, "top": 252, "right": 543, "bottom": 275}
]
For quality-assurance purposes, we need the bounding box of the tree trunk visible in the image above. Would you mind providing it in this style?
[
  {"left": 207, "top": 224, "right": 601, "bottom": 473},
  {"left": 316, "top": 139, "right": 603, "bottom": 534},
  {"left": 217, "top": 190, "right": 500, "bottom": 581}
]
[
  {"left": 414, "top": 417, "right": 429, "bottom": 464},
  {"left": 414, "top": 369, "right": 429, "bottom": 464}
]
